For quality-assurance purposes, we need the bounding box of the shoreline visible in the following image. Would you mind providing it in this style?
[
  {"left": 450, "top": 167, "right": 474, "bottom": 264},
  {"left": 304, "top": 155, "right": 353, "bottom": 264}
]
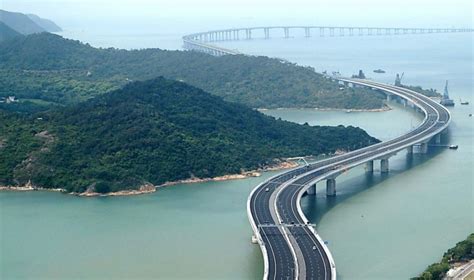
[
  {"left": 0, "top": 160, "right": 300, "bottom": 197},
  {"left": 258, "top": 105, "right": 392, "bottom": 112},
  {"left": 158, "top": 160, "right": 299, "bottom": 188}
]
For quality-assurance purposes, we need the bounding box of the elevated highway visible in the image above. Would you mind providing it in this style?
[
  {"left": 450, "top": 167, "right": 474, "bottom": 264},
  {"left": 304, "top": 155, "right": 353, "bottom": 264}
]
[
  {"left": 247, "top": 79, "right": 451, "bottom": 279},
  {"left": 183, "top": 26, "right": 473, "bottom": 56}
]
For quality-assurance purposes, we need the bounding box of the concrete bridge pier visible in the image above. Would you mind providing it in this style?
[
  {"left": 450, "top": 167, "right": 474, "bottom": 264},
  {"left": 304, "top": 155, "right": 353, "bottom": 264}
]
[
  {"left": 401, "top": 99, "right": 408, "bottom": 107},
  {"left": 420, "top": 142, "right": 428, "bottom": 154},
  {"left": 326, "top": 178, "right": 336, "bottom": 196},
  {"left": 284, "top": 27, "right": 290, "bottom": 38},
  {"left": 386, "top": 94, "right": 393, "bottom": 102},
  {"left": 304, "top": 27, "right": 311, "bottom": 38},
  {"left": 264, "top": 28, "right": 270, "bottom": 39},
  {"left": 366, "top": 160, "right": 374, "bottom": 172},
  {"left": 433, "top": 133, "right": 441, "bottom": 144},
  {"left": 407, "top": 145, "right": 413, "bottom": 154},
  {"left": 245, "top": 29, "right": 252, "bottom": 40},
  {"left": 307, "top": 184, "right": 317, "bottom": 195},
  {"left": 380, "top": 158, "right": 389, "bottom": 173}
]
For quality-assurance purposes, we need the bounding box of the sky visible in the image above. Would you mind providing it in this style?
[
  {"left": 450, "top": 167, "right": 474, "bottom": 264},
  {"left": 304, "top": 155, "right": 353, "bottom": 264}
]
[{"left": 2, "top": 0, "right": 473, "bottom": 30}]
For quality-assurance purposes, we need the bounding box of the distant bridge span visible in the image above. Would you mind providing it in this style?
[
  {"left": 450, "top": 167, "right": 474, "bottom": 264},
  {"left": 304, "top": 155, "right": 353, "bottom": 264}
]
[{"left": 182, "top": 25, "right": 474, "bottom": 56}]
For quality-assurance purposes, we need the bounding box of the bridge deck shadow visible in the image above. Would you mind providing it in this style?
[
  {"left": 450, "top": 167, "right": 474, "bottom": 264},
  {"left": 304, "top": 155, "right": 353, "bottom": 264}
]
[{"left": 301, "top": 137, "right": 449, "bottom": 225}]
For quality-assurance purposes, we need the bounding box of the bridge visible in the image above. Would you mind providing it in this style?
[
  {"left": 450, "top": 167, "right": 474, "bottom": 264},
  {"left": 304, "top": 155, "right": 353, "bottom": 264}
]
[
  {"left": 247, "top": 79, "right": 451, "bottom": 279},
  {"left": 183, "top": 26, "right": 474, "bottom": 56}
]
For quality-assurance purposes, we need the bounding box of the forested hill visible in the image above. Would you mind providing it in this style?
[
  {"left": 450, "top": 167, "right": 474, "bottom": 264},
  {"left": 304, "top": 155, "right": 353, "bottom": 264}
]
[
  {"left": 0, "top": 77, "right": 379, "bottom": 193},
  {"left": 0, "top": 10, "right": 61, "bottom": 34},
  {"left": 0, "top": 33, "right": 385, "bottom": 112},
  {"left": 0, "top": 22, "right": 22, "bottom": 42}
]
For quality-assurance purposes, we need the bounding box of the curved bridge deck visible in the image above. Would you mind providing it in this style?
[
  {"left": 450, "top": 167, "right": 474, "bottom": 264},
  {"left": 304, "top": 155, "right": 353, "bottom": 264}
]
[{"left": 247, "top": 79, "right": 451, "bottom": 279}]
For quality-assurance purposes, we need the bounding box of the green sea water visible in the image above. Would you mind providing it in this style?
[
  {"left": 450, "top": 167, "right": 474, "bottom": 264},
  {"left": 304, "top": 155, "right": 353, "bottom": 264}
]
[{"left": 1, "top": 33, "right": 473, "bottom": 279}]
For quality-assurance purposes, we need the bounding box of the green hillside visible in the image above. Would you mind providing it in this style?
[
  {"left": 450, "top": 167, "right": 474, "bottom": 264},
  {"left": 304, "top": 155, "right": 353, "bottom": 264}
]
[
  {"left": 0, "top": 22, "right": 22, "bottom": 41},
  {"left": 26, "top": 14, "right": 62, "bottom": 32},
  {"left": 0, "top": 33, "right": 386, "bottom": 112},
  {"left": 0, "top": 9, "right": 45, "bottom": 34},
  {"left": 0, "top": 78, "right": 379, "bottom": 193}
]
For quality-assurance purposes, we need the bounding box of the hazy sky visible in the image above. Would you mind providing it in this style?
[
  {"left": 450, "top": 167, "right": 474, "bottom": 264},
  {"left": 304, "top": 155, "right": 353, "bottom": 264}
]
[{"left": 2, "top": 0, "right": 473, "bottom": 30}]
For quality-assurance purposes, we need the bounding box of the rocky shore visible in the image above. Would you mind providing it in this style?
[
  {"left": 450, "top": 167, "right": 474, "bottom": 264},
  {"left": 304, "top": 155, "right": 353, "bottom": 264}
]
[
  {"left": 0, "top": 160, "right": 300, "bottom": 197},
  {"left": 158, "top": 160, "right": 299, "bottom": 187}
]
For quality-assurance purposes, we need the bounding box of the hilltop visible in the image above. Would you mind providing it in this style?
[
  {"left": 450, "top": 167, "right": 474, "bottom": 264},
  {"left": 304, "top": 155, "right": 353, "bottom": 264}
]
[
  {"left": 0, "top": 77, "right": 379, "bottom": 194},
  {"left": 0, "top": 33, "right": 386, "bottom": 112},
  {"left": 0, "top": 10, "right": 61, "bottom": 35}
]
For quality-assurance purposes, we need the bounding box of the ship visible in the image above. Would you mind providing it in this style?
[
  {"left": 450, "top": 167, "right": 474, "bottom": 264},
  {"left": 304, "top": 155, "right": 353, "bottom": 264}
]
[
  {"left": 449, "top": 145, "right": 458, "bottom": 150},
  {"left": 440, "top": 80, "right": 455, "bottom": 106},
  {"left": 373, "top": 69, "right": 386, "bottom": 73},
  {"left": 460, "top": 99, "right": 469, "bottom": 105}
]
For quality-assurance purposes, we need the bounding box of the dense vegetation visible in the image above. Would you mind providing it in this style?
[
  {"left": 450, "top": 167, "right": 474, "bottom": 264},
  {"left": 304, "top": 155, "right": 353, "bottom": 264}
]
[
  {"left": 0, "top": 22, "right": 22, "bottom": 42},
  {"left": 415, "top": 233, "right": 474, "bottom": 280},
  {"left": 0, "top": 33, "right": 386, "bottom": 112},
  {"left": 0, "top": 78, "right": 379, "bottom": 193},
  {"left": 402, "top": 85, "right": 441, "bottom": 97}
]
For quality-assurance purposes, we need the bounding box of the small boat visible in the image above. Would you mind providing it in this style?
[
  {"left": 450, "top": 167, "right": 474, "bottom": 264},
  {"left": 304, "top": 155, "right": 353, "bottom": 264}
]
[
  {"left": 449, "top": 145, "right": 458, "bottom": 150},
  {"left": 373, "top": 69, "right": 386, "bottom": 74},
  {"left": 460, "top": 99, "right": 469, "bottom": 105}
]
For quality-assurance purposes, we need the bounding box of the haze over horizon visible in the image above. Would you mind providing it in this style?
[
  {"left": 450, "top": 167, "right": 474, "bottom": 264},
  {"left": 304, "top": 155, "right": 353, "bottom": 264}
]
[{"left": 3, "top": 0, "right": 473, "bottom": 32}]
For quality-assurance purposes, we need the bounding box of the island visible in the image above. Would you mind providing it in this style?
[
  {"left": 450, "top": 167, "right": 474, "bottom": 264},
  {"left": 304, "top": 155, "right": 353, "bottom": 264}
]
[{"left": 0, "top": 77, "right": 379, "bottom": 195}]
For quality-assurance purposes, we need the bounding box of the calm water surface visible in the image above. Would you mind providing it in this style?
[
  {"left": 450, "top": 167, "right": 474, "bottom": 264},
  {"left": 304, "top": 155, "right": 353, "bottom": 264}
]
[{"left": 1, "top": 30, "right": 473, "bottom": 279}]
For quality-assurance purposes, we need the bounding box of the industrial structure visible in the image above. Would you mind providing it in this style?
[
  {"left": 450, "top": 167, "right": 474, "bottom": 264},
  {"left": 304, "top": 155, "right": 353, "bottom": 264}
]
[{"left": 440, "top": 80, "right": 455, "bottom": 106}]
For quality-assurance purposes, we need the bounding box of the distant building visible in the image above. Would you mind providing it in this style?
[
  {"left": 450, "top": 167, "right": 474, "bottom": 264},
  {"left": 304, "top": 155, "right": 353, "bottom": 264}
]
[{"left": 6, "top": 96, "right": 17, "bottom": 104}]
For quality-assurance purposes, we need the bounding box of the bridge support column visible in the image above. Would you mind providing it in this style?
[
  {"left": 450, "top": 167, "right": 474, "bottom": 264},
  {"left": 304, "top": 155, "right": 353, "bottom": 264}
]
[
  {"left": 386, "top": 94, "right": 393, "bottom": 102},
  {"left": 284, "top": 27, "right": 289, "bottom": 38},
  {"left": 304, "top": 27, "right": 310, "bottom": 38},
  {"left": 381, "top": 158, "right": 389, "bottom": 173},
  {"left": 326, "top": 179, "right": 336, "bottom": 197},
  {"left": 307, "top": 184, "right": 317, "bottom": 195},
  {"left": 407, "top": 145, "right": 413, "bottom": 154},
  {"left": 420, "top": 142, "right": 428, "bottom": 154},
  {"left": 434, "top": 133, "right": 441, "bottom": 144},
  {"left": 366, "top": 160, "right": 374, "bottom": 172}
]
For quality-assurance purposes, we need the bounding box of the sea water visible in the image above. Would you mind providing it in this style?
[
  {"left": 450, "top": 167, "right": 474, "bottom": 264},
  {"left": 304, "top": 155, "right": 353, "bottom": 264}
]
[{"left": 1, "top": 27, "right": 472, "bottom": 279}]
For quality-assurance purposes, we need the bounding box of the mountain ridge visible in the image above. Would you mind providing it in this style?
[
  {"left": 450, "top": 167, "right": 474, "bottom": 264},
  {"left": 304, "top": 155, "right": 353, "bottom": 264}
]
[{"left": 0, "top": 9, "right": 61, "bottom": 35}]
